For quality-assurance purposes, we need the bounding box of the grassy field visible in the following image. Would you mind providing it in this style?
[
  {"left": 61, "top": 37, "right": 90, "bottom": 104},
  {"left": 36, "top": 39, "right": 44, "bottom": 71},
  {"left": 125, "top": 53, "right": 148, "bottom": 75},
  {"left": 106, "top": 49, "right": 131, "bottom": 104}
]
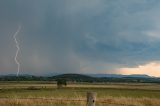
[{"left": 0, "top": 81, "right": 160, "bottom": 106}]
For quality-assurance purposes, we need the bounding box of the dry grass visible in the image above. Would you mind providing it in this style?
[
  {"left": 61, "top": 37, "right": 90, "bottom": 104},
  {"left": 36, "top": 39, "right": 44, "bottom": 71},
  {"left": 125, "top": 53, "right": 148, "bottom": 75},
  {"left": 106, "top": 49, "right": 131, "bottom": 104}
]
[
  {"left": 0, "top": 96, "right": 159, "bottom": 106},
  {"left": 0, "top": 82, "right": 160, "bottom": 106},
  {"left": 1, "top": 83, "right": 160, "bottom": 91}
]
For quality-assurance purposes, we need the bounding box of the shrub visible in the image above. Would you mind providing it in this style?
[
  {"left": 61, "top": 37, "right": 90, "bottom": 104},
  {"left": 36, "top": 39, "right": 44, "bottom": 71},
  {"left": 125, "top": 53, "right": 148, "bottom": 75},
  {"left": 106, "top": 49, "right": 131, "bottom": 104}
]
[{"left": 56, "top": 79, "right": 67, "bottom": 89}]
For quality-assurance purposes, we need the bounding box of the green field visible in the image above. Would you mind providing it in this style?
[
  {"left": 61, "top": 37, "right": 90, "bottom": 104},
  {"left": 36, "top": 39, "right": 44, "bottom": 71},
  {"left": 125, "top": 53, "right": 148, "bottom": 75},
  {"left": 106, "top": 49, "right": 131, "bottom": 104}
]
[{"left": 0, "top": 82, "right": 160, "bottom": 106}]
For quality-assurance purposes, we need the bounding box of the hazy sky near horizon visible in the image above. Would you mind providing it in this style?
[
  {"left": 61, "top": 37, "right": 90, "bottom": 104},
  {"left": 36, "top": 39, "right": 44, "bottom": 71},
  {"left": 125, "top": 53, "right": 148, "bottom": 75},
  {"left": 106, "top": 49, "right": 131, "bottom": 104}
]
[{"left": 1, "top": 0, "right": 160, "bottom": 76}]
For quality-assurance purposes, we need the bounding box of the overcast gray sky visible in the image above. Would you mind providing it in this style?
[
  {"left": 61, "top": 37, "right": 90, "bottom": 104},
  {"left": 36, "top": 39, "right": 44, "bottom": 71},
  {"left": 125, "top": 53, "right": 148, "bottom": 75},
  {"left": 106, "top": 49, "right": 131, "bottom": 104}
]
[{"left": 1, "top": 0, "right": 160, "bottom": 76}]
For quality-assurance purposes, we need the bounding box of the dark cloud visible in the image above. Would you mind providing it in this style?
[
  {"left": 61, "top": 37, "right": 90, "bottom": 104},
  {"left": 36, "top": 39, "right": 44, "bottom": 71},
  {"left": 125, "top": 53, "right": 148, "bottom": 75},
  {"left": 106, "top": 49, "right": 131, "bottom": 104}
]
[{"left": 0, "top": 0, "right": 160, "bottom": 75}]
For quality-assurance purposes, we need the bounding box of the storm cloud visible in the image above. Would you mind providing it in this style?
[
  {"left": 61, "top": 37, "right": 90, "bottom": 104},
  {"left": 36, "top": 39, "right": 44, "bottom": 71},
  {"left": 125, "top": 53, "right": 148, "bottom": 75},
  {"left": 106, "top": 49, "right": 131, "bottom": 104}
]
[{"left": 0, "top": 0, "right": 160, "bottom": 75}]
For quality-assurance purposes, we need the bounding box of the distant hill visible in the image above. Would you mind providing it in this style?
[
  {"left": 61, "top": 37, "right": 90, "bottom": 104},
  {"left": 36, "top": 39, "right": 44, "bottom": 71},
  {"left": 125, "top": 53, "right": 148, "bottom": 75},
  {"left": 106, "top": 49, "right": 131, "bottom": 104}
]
[
  {"left": 88, "top": 74, "right": 151, "bottom": 78},
  {"left": 49, "top": 74, "right": 159, "bottom": 83},
  {"left": 50, "top": 74, "right": 95, "bottom": 82},
  {"left": 0, "top": 73, "right": 159, "bottom": 83}
]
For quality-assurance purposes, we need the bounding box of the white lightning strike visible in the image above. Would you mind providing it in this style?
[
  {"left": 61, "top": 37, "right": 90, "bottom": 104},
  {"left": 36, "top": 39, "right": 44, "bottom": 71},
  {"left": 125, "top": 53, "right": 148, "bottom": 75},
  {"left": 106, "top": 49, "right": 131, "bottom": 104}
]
[{"left": 13, "top": 25, "right": 21, "bottom": 77}]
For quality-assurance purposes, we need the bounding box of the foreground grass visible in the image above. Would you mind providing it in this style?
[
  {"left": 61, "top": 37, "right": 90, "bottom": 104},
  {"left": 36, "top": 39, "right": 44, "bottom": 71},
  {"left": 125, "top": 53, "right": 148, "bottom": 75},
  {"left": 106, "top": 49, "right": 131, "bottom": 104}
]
[
  {"left": 0, "top": 96, "right": 159, "bottom": 106},
  {"left": 0, "top": 87, "right": 160, "bottom": 98},
  {"left": 0, "top": 82, "right": 160, "bottom": 106}
]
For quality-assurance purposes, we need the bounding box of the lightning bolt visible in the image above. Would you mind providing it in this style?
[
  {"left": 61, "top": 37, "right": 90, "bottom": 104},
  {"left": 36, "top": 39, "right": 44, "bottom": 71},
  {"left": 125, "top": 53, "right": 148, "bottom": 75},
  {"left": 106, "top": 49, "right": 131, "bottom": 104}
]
[{"left": 13, "top": 25, "right": 21, "bottom": 77}]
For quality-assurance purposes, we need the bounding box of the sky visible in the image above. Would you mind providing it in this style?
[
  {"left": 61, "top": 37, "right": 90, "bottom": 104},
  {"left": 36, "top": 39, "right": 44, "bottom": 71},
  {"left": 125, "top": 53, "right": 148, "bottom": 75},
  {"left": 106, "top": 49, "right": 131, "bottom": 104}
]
[{"left": 1, "top": 0, "right": 160, "bottom": 76}]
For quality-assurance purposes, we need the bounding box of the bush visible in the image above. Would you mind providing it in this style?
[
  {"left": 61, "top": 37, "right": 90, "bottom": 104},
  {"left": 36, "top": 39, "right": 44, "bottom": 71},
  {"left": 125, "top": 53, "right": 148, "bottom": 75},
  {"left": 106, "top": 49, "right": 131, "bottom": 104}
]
[{"left": 57, "top": 79, "right": 67, "bottom": 89}]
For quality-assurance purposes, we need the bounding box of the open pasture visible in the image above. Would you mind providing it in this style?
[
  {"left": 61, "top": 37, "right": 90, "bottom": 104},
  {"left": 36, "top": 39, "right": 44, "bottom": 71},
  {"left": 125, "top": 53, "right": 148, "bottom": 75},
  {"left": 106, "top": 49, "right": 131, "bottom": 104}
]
[{"left": 0, "top": 81, "right": 160, "bottom": 106}]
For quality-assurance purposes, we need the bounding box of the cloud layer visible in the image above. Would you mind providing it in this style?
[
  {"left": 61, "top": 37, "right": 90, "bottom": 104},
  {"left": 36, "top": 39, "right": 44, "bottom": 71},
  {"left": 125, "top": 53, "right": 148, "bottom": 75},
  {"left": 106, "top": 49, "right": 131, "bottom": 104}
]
[{"left": 0, "top": 0, "right": 160, "bottom": 76}]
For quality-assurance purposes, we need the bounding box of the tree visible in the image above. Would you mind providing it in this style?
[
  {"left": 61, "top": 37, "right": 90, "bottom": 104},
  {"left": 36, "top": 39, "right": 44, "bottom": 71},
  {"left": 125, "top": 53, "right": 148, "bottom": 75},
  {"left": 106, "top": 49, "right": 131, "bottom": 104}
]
[{"left": 57, "top": 79, "right": 67, "bottom": 89}]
